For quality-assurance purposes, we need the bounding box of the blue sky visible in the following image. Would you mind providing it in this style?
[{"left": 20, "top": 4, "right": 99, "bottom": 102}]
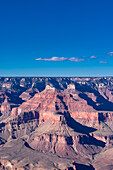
[{"left": 0, "top": 0, "right": 113, "bottom": 77}]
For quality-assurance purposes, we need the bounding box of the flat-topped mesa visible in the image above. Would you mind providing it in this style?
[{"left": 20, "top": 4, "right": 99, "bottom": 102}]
[
  {"left": 45, "top": 84, "right": 56, "bottom": 90},
  {"left": 19, "top": 90, "right": 32, "bottom": 101},
  {"left": 67, "top": 83, "right": 75, "bottom": 90}
]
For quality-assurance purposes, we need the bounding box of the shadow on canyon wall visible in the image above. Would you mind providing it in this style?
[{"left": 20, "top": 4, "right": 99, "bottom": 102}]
[
  {"left": 74, "top": 82, "right": 113, "bottom": 111},
  {"left": 73, "top": 162, "right": 95, "bottom": 170},
  {"left": 64, "top": 111, "right": 105, "bottom": 147},
  {"left": 64, "top": 111, "right": 96, "bottom": 134}
]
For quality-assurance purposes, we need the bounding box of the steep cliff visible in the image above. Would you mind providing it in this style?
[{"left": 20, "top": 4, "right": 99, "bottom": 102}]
[{"left": 0, "top": 77, "right": 113, "bottom": 170}]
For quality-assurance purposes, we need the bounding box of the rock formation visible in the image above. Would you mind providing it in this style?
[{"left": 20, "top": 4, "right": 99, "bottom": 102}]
[{"left": 0, "top": 77, "right": 113, "bottom": 169}]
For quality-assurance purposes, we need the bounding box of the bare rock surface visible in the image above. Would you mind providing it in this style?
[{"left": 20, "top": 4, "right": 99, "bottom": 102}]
[{"left": 0, "top": 77, "right": 113, "bottom": 169}]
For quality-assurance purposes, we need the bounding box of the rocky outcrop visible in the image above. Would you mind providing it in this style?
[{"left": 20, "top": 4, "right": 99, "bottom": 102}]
[
  {"left": 0, "top": 77, "right": 113, "bottom": 169},
  {"left": 1, "top": 97, "right": 11, "bottom": 114}
]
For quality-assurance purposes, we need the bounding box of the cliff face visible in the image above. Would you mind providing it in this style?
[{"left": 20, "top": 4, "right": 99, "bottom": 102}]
[{"left": 0, "top": 77, "right": 113, "bottom": 170}]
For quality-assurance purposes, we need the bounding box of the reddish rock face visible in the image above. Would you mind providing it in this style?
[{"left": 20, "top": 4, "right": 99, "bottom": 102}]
[
  {"left": 1, "top": 97, "right": 11, "bottom": 114},
  {"left": 11, "top": 107, "right": 18, "bottom": 117},
  {"left": 1, "top": 77, "right": 113, "bottom": 169},
  {"left": 12, "top": 86, "right": 96, "bottom": 125}
]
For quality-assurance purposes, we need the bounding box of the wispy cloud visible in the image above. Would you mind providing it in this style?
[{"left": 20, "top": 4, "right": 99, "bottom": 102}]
[
  {"left": 108, "top": 52, "right": 113, "bottom": 56},
  {"left": 35, "top": 58, "right": 43, "bottom": 61},
  {"left": 68, "top": 57, "right": 85, "bottom": 62},
  {"left": 35, "top": 57, "right": 67, "bottom": 61},
  {"left": 35, "top": 57, "right": 85, "bottom": 62},
  {"left": 90, "top": 56, "right": 97, "bottom": 58},
  {"left": 99, "top": 61, "right": 108, "bottom": 63}
]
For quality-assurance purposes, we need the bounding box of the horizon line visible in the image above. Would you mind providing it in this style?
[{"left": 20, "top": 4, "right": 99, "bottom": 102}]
[{"left": 0, "top": 76, "right": 113, "bottom": 78}]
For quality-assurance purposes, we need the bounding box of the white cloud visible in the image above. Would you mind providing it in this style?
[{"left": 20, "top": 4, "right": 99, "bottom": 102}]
[
  {"left": 35, "top": 57, "right": 67, "bottom": 61},
  {"left": 35, "top": 57, "right": 85, "bottom": 62},
  {"left": 49, "top": 57, "right": 67, "bottom": 61},
  {"left": 69, "top": 57, "right": 85, "bottom": 62},
  {"left": 99, "top": 61, "right": 108, "bottom": 63},
  {"left": 35, "top": 58, "right": 43, "bottom": 61},
  {"left": 108, "top": 52, "right": 113, "bottom": 56},
  {"left": 90, "top": 56, "right": 97, "bottom": 58}
]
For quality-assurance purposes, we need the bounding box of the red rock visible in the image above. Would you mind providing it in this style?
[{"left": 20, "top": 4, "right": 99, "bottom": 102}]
[{"left": 1, "top": 97, "right": 11, "bottom": 114}]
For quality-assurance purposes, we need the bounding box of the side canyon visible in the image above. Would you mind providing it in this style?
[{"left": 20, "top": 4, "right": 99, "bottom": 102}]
[{"left": 0, "top": 77, "right": 113, "bottom": 170}]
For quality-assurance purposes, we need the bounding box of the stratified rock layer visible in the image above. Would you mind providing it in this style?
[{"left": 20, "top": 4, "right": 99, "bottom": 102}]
[{"left": 0, "top": 77, "right": 113, "bottom": 169}]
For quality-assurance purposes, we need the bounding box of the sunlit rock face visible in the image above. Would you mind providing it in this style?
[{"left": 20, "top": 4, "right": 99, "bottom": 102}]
[{"left": 0, "top": 77, "right": 113, "bottom": 169}]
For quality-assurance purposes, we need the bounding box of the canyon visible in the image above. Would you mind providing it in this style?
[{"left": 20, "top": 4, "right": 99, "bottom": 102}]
[{"left": 0, "top": 77, "right": 113, "bottom": 169}]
